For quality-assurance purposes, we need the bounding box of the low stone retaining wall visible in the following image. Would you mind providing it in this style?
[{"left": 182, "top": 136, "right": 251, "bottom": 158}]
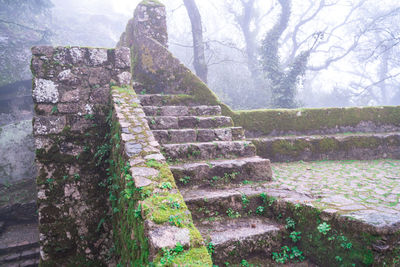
[
  {"left": 253, "top": 133, "right": 400, "bottom": 162},
  {"left": 232, "top": 107, "right": 400, "bottom": 138}
]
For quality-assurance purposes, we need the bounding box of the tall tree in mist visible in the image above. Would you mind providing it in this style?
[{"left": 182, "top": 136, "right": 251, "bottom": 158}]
[{"left": 183, "top": 0, "right": 208, "bottom": 83}]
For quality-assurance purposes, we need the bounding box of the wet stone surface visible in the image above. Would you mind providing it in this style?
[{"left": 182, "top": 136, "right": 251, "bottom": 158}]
[{"left": 271, "top": 159, "right": 400, "bottom": 229}]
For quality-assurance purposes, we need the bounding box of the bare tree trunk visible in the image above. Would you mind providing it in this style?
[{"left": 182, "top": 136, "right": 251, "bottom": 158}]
[{"left": 183, "top": 0, "right": 208, "bottom": 83}]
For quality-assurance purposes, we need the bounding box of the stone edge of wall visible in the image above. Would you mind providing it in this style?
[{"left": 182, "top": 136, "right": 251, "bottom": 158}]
[
  {"left": 31, "top": 45, "right": 131, "bottom": 265},
  {"left": 109, "top": 85, "right": 212, "bottom": 265},
  {"left": 252, "top": 133, "right": 400, "bottom": 162},
  {"left": 233, "top": 107, "right": 400, "bottom": 137}
]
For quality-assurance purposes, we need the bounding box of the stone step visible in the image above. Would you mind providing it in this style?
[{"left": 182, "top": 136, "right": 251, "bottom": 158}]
[
  {"left": 0, "top": 247, "right": 40, "bottom": 265},
  {"left": 2, "top": 257, "right": 39, "bottom": 267},
  {"left": 138, "top": 94, "right": 202, "bottom": 106},
  {"left": 161, "top": 141, "right": 256, "bottom": 162},
  {"left": 196, "top": 217, "right": 283, "bottom": 265},
  {"left": 152, "top": 127, "right": 245, "bottom": 144},
  {"left": 251, "top": 132, "right": 400, "bottom": 163},
  {"left": 171, "top": 157, "right": 272, "bottom": 188},
  {"left": 142, "top": 105, "right": 221, "bottom": 117},
  {"left": 0, "top": 223, "right": 39, "bottom": 256},
  {"left": 147, "top": 116, "right": 233, "bottom": 130},
  {"left": 181, "top": 184, "right": 314, "bottom": 221}
]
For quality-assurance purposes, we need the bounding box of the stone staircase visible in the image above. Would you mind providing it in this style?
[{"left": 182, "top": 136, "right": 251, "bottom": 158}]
[
  {"left": 0, "top": 222, "right": 40, "bottom": 267},
  {"left": 138, "top": 94, "right": 284, "bottom": 265}
]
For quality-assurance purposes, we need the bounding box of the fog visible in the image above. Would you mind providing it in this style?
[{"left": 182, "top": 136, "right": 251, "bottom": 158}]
[{"left": 1, "top": 0, "right": 400, "bottom": 110}]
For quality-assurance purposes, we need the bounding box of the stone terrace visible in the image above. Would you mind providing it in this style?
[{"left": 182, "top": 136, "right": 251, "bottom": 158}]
[{"left": 271, "top": 159, "right": 400, "bottom": 229}]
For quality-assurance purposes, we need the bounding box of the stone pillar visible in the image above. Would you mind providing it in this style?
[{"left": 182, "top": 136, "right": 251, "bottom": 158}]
[
  {"left": 31, "top": 46, "right": 131, "bottom": 265},
  {"left": 118, "top": 0, "right": 168, "bottom": 48},
  {"left": 134, "top": 0, "right": 168, "bottom": 46}
]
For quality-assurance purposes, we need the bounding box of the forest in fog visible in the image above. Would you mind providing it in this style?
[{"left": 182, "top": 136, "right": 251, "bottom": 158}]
[{"left": 1, "top": 0, "right": 400, "bottom": 112}]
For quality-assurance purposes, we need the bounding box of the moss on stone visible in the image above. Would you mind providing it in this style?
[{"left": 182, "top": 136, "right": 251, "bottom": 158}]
[
  {"left": 139, "top": 0, "right": 164, "bottom": 7},
  {"left": 232, "top": 106, "right": 400, "bottom": 136},
  {"left": 172, "top": 247, "right": 213, "bottom": 266}
]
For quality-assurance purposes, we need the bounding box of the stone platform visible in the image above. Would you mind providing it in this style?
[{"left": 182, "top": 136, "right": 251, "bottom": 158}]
[{"left": 271, "top": 159, "right": 400, "bottom": 230}]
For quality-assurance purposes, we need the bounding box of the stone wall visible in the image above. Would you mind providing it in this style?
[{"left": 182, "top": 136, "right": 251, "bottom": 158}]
[
  {"left": 109, "top": 85, "right": 211, "bottom": 265},
  {"left": 31, "top": 46, "right": 131, "bottom": 265},
  {"left": 232, "top": 107, "right": 400, "bottom": 138},
  {"left": 253, "top": 133, "right": 400, "bottom": 162}
]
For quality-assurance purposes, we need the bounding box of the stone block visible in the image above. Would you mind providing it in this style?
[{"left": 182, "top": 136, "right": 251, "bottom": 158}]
[
  {"left": 145, "top": 220, "right": 190, "bottom": 260},
  {"left": 89, "top": 49, "right": 108, "bottom": 66},
  {"left": 33, "top": 78, "right": 59, "bottom": 104},
  {"left": 33, "top": 116, "right": 66, "bottom": 135},
  {"left": 115, "top": 47, "right": 131, "bottom": 69}
]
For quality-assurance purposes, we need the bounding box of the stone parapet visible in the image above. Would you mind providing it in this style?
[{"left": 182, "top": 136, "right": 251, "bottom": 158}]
[
  {"left": 31, "top": 46, "right": 130, "bottom": 265},
  {"left": 252, "top": 132, "right": 400, "bottom": 162},
  {"left": 109, "top": 85, "right": 211, "bottom": 265}
]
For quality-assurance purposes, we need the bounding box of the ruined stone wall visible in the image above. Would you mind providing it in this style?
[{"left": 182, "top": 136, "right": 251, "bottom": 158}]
[{"left": 31, "top": 46, "right": 131, "bottom": 265}]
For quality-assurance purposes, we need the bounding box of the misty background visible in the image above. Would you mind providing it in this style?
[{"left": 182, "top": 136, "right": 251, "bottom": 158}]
[{"left": 0, "top": 0, "right": 400, "bottom": 185}]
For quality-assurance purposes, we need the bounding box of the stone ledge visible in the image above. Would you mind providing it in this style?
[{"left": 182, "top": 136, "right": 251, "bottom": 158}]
[
  {"left": 252, "top": 132, "right": 400, "bottom": 162},
  {"left": 110, "top": 86, "right": 211, "bottom": 265}
]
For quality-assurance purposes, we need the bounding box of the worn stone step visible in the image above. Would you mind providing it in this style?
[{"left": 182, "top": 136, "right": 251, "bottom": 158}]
[
  {"left": 181, "top": 184, "right": 313, "bottom": 221},
  {"left": 251, "top": 132, "right": 400, "bottom": 163},
  {"left": 0, "top": 247, "right": 39, "bottom": 264},
  {"left": 153, "top": 127, "right": 245, "bottom": 144},
  {"left": 196, "top": 217, "right": 283, "bottom": 265},
  {"left": 138, "top": 94, "right": 202, "bottom": 106},
  {"left": 161, "top": 141, "right": 256, "bottom": 162},
  {"left": 171, "top": 157, "right": 272, "bottom": 188},
  {"left": 0, "top": 223, "right": 39, "bottom": 256},
  {"left": 3, "top": 257, "right": 39, "bottom": 267},
  {"left": 142, "top": 105, "right": 221, "bottom": 117},
  {"left": 146, "top": 116, "right": 233, "bottom": 130}
]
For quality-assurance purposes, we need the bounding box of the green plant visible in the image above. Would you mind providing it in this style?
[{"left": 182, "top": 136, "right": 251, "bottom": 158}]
[
  {"left": 256, "top": 206, "right": 265, "bottom": 215},
  {"left": 241, "top": 194, "right": 249, "bottom": 209},
  {"left": 140, "top": 89, "right": 147, "bottom": 95},
  {"left": 84, "top": 114, "right": 95, "bottom": 120},
  {"left": 226, "top": 208, "right": 241, "bottom": 218},
  {"left": 160, "top": 182, "right": 173, "bottom": 190},
  {"left": 207, "top": 242, "right": 215, "bottom": 256},
  {"left": 335, "top": 255, "right": 343, "bottom": 262},
  {"left": 317, "top": 222, "right": 331, "bottom": 235},
  {"left": 224, "top": 172, "right": 239, "bottom": 181},
  {"left": 167, "top": 198, "right": 181, "bottom": 209},
  {"left": 179, "top": 176, "right": 191, "bottom": 185},
  {"left": 289, "top": 231, "right": 301, "bottom": 243},
  {"left": 272, "top": 246, "right": 305, "bottom": 263},
  {"left": 169, "top": 215, "right": 184, "bottom": 227},
  {"left": 338, "top": 235, "right": 352, "bottom": 250},
  {"left": 159, "top": 242, "right": 184, "bottom": 264},
  {"left": 51, "top": 105, "right": 58, "bottom": 114},
  {"left": 241, "top": 259, "right": 250, "bottom": 267},
  {"left": 96, "top": 217, "right": 105, "bottom": 232},
  {"left": 285, "top": 217, "right": 296, "bottom": 230},
  {"left": 74, "top": 174, "right": 80, "bottom": 181}
]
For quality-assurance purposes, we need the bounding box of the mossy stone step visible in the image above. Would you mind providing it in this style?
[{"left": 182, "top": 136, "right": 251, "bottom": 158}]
[
  {"left": 180, "top": 184, "right": 313, "bottom": 221},
  {"left": 138, "top": 94, "right": 204, "bottom": 106},
  {"left": 251, "top": 132, "right": 400, "bottom": 162},
  {"left": 170, "top": 156, "right": 272, "bottom": 188},
  {"left": 142, "top": 105, "right": 221, "bottom": 117},
  {"left": 0, "top": 247, "right": 39, "bottom": 265},
  {"left": 0, "top": 223, "right": 39, "bottom": 255},
  {"left": 153, "top": 127, "right": 245, "bottom": 144},
  {"left": 146, "top": 116, "right": 233, "bottom": 130},
  {"left": 161, "top": 141, "right": 256, "bottom": 161},
  {"left": 196, "top": 217, "right": 283, "bottom": 265}
]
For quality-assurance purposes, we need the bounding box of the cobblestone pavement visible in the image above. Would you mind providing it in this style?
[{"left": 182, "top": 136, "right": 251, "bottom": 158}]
[{"left": 271, "top": 159, "right": 400, "bottom": 229}]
